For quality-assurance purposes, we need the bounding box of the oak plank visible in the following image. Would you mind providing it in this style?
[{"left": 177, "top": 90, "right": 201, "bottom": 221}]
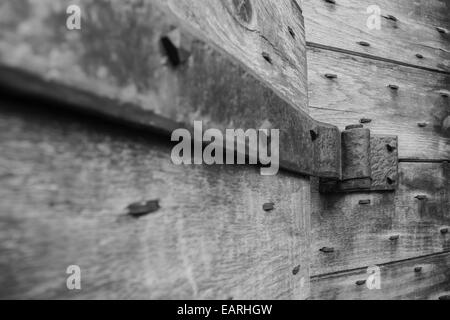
[
  {"left": 308, "top": 47, "right": 450, "bottom": 161},
  {"left": 0, "top": 0, "right": 308, "bottom": 113},
  {"left": 303, "top": 0, "right": 450, "bottom": 72},
  {"left": 311, "top": 162, "right": 450, "bottom": 276},
  {"left": 0, "top": 0, "right": 318, "bottom": 176},
  {"left": 0, "top": 100, "right": 310, "bottom": 300},
  {"left": 311, "top": 252, "right": 450, "bottom": 300}
]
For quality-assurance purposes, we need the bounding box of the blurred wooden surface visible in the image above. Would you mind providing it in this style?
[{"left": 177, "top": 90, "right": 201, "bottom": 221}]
[
  {"left": 303, "top": 0, "right": 450, "bottom": 72},
  {"left": 311, "top": 252, "right": 450, "bottom": 300},
  {"left": 0, "top": 100, "right": 310, "bottom": 299}
]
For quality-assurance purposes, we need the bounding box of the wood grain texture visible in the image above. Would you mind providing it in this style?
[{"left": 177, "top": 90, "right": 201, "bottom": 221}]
[
  {"left": 0, "top": 0, "right": 308, "bottom": 113},
  {"left": 308, "top": 47, "right": 450, "bottom": 161},
  {"left": 0, "top": 100, "right": 311, "bottom": 300},
  {"left": 303, "top": 0, "right": 450, "bottom": 72},
  {"left": 311, "top": 252, "right": 450, "bottom": 300},
  {"left": 0, "top": 0, "right": 321, "bottom": 176},
  {"left": 311, "top": 162, "right": 450, "bottom": 276}
]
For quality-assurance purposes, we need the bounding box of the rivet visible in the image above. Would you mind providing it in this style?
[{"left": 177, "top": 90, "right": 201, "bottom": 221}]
[
  {"left": 262, "top": 52, "right": 272, "bottom": 64},
  {"left": 416, "top": 53, "right": 424, "bottom": 59},
  {"left": 292, "top": 265, "right": 301, "bottom": 275},
  {"left": 386, "top": 144, "right": 396, "bottom": 152},
  {"left": 414, "top": 266, "right": 423, "bottom": 273},
  {"left": 310, "top": 129, "right": 319, "bottom": 141},
  {"left": 127, "top": 200, "right": 160, "bottom": 218},
  {"left": 436, "top": 27, "right": 447, "bottom": 34},
  {"left": 160, "top": 29, "right": 191, "bottom": 67},
  {"left": 345, "top": 124, "right": 364, "bottom": 130},
  {"left": 388, "top": 84, "right": 399, "bottom": 90},
  {"left": 263, "top": 202, "right": 275, "bottom": 211},
  {"left": 415, "top": 195, "right": 428, "bottom": 200},
  {"left": 383, "top": 14, "right": 397, "bottom": 22},
  {"left": 358, "top": 41, "right": 370, "bottom": 47},
  {"left": 389, "top": 235, "right": 400, "bottom": 241},
  {"left": 417, "top": 122, "right": 428, "bottom": 128},
  {"left": 325, "top": 73, "right": 338, "bottom": 79},
  {"left": 359, "top": 199, "right": 371, "bottom": 205},
  {"left": 360, "top": 118, "right": 372, "bottom": 124},
  {"left": 441, "top": 228, "right": 449, "bottom": 234},
  {"left": 355, "top": 280, "right": 366, "bottom": 286},
  {"left": 320, "top": 247, "right": 335, "bottom": 253}
]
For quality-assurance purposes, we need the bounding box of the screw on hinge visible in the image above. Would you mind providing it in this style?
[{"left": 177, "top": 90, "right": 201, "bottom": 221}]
[
  {"left": 355, "top": 280, "right": 366, "bottom": 286},
  {"left": 262, "top": 52, "right": 272, "bottom": 64},
  {"left": 292, "top": 265, "right": 301, "bottom": 275},
  {"left": 415, "top": 195, "right": 428, "bottom": 200},
  {"left": 436, "top": 27, "right": 447, "bottom": 34},
  {"left": 320, "top": 247, "right": 335, "bottom": 253},
  {"left": 389, "top": 235, "right": 400, "bottom": 241},
  {"left": 441, "top": 228, "right": 449, "bottom": 235},
  {"left": 360, "top": 118, "right": 372, "bottom": 124},
  {"left": 357, "top": 41, "right": 370, "bottom": 47},
  {"left": 417, "top": 122, "right": 428, "bottom": 128},
  {"left": 386, "top": 144, "right": 396, "bottom": 152},
  {"left": 388, "top": 84, "right": 399, "bottom": 90},
  {"left": 414, "top": 266, "right": 423, "bottom": 273},
  {"left": 416, "top": 53, "right": 424, "bottom": 59},
  {"left": 127, "top": 200, "right": 160, "bottom": 218},
  {"left": 263, "top": 202, "right": 275, "bottom": 211},
  {"left": 325, "top": 73, "right": 338, "bottom": 79},
  {"left": 387, "top": 177, "right": 396, "bottom": 185},
  {"left": 383, "top": 14, "right": 398, "bottom": 22},
  {"left": 359, "top": 199, "right": 371, "bottom": 205}
]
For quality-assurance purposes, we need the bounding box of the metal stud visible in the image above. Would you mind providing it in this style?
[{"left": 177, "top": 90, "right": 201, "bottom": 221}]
[
  {"left": 127, "top": 200, "right": 160, "bottom": 218},
  {"left": 358, "top": 41, "right": 370, "bottom": 47}
]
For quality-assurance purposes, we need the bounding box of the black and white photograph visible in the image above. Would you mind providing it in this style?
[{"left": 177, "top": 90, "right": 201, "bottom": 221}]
[{"left": 0, "top": 0, "right": 449, "bottom": 304}]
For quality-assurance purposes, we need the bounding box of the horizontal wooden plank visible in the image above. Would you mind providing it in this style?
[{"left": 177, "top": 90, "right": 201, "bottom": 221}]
[
  {"left": 308, "top": 47, "right": 450, "bottom": 161},
  {"left": 0, "top": 99, "right": 310, "bottom": 299},
  {"left": 303, "top": 0, "right": 450, "bottom": 72},
  {"left": 0, "top": 0, "right": 327, "bottom": 177},
  {"left": 311, "top": 252, "right": 450, "bottom": 300},
  {"left": 0, "top": 0, "right": 308, "bottom": 113},
  {"left": 311, "top": 162, "right": 450, "bottom": 276}
]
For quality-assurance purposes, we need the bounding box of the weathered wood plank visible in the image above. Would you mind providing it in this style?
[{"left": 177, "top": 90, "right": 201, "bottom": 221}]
[
  {"left": 308, "top": 47, "right": 450, "bottom": 161},
  {"left": 303, "top": 0, "right": 450, "bottom": 72},
  {"left": 0, "top": 0, "right": 308, "bottom": 113},
  {"left": 0, "top": 0, "right": 321, "bottom": 176},
  {"left": 311, "top": 252, "right": 450, "bottom": 300},
  {"left": 311, "top": 162, "right": 450, "bottom": 276},
  {"left": 0, "top": 99, "right": 311, "bottom": 300}
]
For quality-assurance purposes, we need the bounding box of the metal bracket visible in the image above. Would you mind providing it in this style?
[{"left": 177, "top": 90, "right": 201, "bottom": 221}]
[{"left": 318, "top": 125, "right": 398, "bottom": 193}]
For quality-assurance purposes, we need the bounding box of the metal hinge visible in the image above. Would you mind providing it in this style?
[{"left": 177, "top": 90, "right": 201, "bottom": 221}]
[{"left": 313, "top": 124, "right": 398, "bottom": 193}]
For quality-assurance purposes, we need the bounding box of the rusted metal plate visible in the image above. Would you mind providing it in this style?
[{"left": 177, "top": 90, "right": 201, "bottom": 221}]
[
  {"left": 320, "top": 134, "right": 399, "bottom": 193},
  {"left": 0, "top": 0, "right": 343, "bottom": 178},
  {"left": 370, "top": 135, "right": 398, "bottom": 191}
]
